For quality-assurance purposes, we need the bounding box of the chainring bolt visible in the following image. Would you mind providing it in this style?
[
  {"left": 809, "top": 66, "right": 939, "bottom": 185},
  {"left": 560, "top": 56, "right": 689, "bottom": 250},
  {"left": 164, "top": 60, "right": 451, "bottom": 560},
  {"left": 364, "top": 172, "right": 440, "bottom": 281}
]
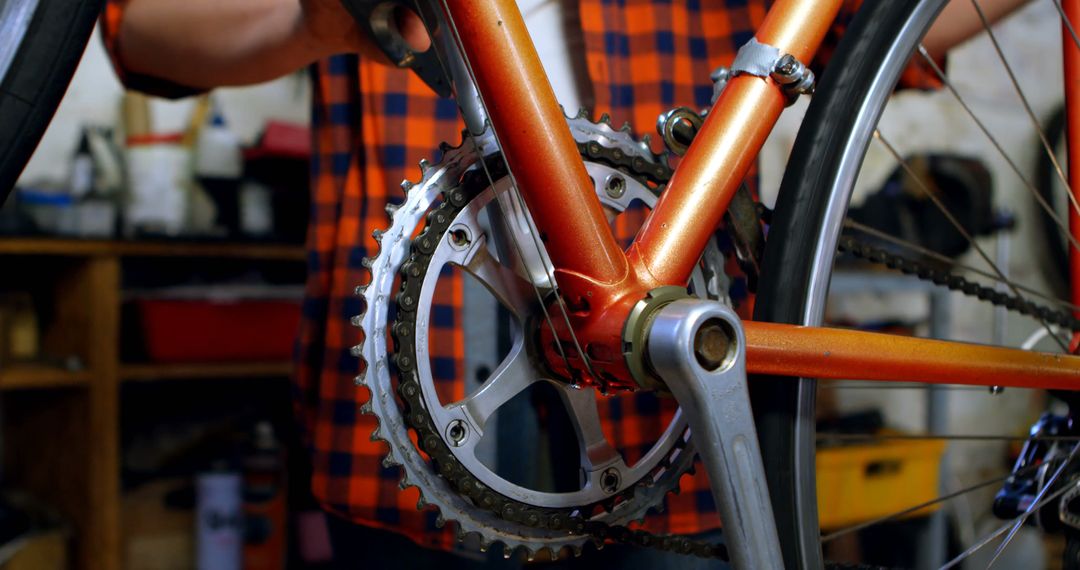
[
  {"left": 446, "top": 419, "right": 469, "bottom": 447},
  {"left": 605, "top": 174, "right": 627, "bottom": 199},
  {"left": 449, "top": 225, "right": 472, "bottom": 250},
  {"left": 600, "top": 467, "right": 621, "bottom": 494}
]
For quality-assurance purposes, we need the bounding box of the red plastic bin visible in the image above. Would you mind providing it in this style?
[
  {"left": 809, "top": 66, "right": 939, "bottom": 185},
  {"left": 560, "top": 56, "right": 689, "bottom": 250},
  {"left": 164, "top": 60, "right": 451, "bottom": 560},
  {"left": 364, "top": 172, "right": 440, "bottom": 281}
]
[{"left": 136, "top": 299, "right": 301, "bottom": 362}]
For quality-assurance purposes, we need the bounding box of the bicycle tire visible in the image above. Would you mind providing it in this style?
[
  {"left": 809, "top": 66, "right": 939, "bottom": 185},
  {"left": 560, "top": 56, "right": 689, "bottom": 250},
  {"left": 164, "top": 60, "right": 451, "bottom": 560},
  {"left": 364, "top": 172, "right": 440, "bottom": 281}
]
[
  {"left": 753, "top": 1, "right": 948, "bottom": 568},
  {"left": 0, "top": 0, "right": 103, "bottom": 200}
]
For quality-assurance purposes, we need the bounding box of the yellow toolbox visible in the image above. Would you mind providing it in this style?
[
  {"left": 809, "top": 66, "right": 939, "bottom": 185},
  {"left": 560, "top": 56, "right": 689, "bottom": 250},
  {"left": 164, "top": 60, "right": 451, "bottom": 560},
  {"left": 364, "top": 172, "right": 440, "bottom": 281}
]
[{"left": 816, "top": 435, "right": 947, "bottom": 530}]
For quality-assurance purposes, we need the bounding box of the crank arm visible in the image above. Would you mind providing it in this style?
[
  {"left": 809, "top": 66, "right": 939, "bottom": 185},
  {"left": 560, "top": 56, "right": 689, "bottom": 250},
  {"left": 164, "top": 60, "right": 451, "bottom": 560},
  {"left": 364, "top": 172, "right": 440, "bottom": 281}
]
[
  {"left": 336, "top": 0, "right": 450, "bottom": 95},
  {"left": 337, "top": 0, "right": 488, "bottom": 133},
  {"left": 646, "top": 299, "right": 784, "bottom": 570}
]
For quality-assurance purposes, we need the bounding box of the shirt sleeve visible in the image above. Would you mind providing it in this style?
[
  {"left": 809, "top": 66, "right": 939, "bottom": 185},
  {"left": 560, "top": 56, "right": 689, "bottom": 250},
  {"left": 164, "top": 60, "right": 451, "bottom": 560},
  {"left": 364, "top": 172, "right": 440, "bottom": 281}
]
[{"left": 100, "top": 0, "right": 206, "bottom": 99}]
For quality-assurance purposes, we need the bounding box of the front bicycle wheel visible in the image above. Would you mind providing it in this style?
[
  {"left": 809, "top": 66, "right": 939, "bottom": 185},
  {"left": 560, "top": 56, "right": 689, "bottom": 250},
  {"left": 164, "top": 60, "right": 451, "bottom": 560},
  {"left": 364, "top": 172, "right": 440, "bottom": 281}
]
[
  {"left": 754, "top": 0, "right": 949, "bottom": 567},
  {"left": 0, "top": 0, "right": 102, "bottom": 198}
]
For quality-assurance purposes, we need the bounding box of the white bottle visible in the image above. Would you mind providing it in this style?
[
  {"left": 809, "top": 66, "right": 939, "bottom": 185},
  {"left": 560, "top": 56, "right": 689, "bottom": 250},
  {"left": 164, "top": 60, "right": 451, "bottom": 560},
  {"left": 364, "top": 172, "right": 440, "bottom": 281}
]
[{"left": 194, "top": 105, "right": 243, "bottom": 180}]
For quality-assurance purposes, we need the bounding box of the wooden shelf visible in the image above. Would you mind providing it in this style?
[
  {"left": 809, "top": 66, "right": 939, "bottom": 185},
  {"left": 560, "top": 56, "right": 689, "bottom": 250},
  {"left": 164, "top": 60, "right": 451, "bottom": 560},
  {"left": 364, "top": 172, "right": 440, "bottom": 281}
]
[
  {"left": 0, "top": 238, "right": 305, "bottom": 261},
  {"left": 120, "top": 361, "right": 293, "bottom": 382},
  {"left": 0, "top": 243, "right": 303, "bottom": 568},
  {"left": 0, "top": 364, "right": 92, "bottom": 390}
]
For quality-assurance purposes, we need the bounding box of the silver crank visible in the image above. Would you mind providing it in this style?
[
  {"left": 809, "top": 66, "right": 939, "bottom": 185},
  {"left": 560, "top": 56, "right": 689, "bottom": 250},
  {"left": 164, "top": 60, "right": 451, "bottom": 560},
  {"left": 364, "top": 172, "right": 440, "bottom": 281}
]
[{"left": 646, "top": 299, "right": 784, "bottom": 570}]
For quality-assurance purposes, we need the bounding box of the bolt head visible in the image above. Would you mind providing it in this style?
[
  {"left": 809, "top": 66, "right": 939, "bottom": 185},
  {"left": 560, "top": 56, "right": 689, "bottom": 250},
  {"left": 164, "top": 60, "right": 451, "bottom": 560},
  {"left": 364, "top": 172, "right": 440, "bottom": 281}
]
[
  {"left": 694, "top": 319, "right": 733, "bottom": 371},
  {"left": 446, "top": 419, "right": 469, "bottom": 447},
  {"left": 774, "top": 55, "right": 799, "bottom": 77},
  {"left": 605, "top": 175, "right": 627, "bottom": 199},
  {"left": 600, "top": 467, "right": 621, "bottom": 493}
]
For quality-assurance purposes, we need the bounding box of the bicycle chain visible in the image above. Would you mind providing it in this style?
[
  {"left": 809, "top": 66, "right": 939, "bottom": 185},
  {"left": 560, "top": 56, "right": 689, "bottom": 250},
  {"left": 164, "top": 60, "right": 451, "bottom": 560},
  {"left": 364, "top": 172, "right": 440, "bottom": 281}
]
[{"left": 836, "top": 235, "right": 1080, "bottom": 333}]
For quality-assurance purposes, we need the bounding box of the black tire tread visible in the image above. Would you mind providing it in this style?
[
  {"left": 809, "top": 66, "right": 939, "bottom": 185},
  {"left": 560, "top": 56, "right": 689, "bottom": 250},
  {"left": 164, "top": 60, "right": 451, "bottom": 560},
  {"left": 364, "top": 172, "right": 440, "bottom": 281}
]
[
  {"left": 753, "top": 1, "right": 939, "bottom": 568},
  {"left": 0, "top": 0, "right": 104, "bottom": 199}
]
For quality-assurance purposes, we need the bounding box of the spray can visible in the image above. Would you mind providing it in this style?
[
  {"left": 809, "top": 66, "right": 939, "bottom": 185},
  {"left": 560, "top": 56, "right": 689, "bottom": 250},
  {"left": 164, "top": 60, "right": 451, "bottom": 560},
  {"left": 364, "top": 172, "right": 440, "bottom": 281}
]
[
  {"left": 242, "top": 422, "right": 287, "bottom": 570},
  {"left": 196, "top": 468, "right": 243, "bottom": 570}
]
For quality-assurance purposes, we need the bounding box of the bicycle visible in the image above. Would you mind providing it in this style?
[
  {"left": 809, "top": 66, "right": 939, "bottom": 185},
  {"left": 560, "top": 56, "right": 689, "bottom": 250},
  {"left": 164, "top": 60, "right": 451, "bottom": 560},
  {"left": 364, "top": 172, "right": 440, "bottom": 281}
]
[{"left": 4, "top": 0, "right": 1080, "bottom": 568}]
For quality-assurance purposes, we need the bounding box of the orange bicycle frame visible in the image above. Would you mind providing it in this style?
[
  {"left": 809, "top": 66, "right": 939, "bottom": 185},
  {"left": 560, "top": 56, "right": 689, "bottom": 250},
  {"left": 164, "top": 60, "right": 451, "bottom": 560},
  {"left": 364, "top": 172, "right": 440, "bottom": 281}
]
[
  {"left": 439, "top": 0, "right": 1080, "bottom": 389},
  {"left": 1065, "top": 0, "right": 1080, "bottom": 345}
]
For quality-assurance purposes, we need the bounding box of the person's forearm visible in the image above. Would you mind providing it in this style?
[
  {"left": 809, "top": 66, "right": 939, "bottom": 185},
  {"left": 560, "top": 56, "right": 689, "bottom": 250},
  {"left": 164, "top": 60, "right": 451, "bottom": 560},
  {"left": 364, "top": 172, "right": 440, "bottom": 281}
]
[
  {"left": 119, "top": 0, "right": 344, "bottom": 89},
  {"left": 923, "top": 0, "right": 1032, "bottom": 59}
]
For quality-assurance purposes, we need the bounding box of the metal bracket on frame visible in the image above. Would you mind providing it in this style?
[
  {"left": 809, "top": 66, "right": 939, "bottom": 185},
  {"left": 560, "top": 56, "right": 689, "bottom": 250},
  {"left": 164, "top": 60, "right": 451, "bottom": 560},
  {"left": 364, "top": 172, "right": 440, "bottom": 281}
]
[{"left": 711, "top": 37, "right": 816, "bottom": 105}]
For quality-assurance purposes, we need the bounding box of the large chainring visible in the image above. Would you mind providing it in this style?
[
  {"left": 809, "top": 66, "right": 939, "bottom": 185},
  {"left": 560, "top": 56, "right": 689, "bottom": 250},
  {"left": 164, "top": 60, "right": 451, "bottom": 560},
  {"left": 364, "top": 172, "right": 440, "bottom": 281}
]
[{"left": 354, "top": 115, "right": 729, "bottom": 559}]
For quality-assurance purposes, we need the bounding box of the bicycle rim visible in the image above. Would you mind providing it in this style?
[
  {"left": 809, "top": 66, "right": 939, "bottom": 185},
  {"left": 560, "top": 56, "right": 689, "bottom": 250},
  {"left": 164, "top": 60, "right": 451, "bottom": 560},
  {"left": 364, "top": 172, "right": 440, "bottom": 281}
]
[
  {"left": 0, "top": 0, "right": 102, "bottom": 197},
  {"left": 754, "top": 0, "right": 948, "bottom": 568},
  {"left": 0, "top": 0, "right": 40, "bottom": 83}
]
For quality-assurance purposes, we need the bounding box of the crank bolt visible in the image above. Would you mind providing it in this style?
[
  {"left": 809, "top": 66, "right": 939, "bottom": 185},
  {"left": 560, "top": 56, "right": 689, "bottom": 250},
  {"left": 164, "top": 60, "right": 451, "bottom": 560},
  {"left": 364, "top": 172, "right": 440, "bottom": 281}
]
[
  {"left": 694, "top": 318, "right": 734, "bottom": 372},
  {"left": 446, "top": 420, "right": 469, "bottom": 447},
  {"left": 605, "top": 175, "right": 627, "bottom": 199},
  {"left": 600, "top": 467, "right": 621, "bottom": 494}
]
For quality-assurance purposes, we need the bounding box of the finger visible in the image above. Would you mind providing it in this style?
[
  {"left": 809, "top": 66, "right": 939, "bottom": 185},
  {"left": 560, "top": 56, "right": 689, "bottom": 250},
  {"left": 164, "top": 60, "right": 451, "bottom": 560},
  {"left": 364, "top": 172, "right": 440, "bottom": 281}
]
[{"left": 394, "top": 6, "right": 431, "bottom": 51}]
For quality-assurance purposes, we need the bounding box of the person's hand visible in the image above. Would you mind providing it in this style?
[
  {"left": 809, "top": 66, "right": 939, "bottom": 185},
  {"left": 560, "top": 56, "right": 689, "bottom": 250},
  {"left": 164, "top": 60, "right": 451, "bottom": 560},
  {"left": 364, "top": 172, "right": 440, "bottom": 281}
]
[
  {"left": 299, "top": 0, "right": 431, "bottom": 60},
  {"left": 300, "top": 0, "right": 365, "bottom": 54}
]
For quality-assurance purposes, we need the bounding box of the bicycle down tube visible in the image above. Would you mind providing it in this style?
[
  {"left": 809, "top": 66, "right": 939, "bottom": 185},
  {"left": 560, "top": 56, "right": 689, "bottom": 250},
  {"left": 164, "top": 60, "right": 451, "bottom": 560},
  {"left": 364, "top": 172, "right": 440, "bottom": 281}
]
[{"left": 438, "top": 0, "right": 1080, "bottom": 392}]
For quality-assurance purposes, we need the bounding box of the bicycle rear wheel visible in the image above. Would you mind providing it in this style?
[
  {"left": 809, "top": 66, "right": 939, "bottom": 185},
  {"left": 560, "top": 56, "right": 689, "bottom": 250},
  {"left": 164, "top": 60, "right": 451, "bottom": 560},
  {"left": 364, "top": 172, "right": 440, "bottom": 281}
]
[
  {"left": 754, "top": 1, "right": 948, "bottom": 567},
  {"left": 0, "top": 0, "right": 102, "bottom": 198}
]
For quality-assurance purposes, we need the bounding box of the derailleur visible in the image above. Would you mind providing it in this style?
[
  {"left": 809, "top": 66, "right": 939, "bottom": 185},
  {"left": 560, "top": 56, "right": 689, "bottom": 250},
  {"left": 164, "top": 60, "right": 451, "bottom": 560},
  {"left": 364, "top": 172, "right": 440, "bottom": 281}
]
[{"left": 994, "top": 412, "right": 1080, "bottom": 533}]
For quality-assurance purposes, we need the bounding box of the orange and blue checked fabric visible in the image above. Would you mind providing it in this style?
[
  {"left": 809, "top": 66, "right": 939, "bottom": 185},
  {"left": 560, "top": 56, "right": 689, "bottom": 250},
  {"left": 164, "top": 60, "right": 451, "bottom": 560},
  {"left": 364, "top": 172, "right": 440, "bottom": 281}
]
[{"left": 99, "top": 0, "right": 920, "bottom": 551}]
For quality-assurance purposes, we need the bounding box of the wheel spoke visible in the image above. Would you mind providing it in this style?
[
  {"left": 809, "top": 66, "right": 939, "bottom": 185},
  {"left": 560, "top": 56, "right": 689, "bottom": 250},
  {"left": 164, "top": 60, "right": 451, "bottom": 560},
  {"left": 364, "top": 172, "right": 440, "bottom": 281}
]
[
  {"left": 818, "top": 432, "right": 1080, "bottom": 442},
  {"left": 844, "top": 219, "right": 1080, "bottom": 314},
  {"left": 875, "top": 130, "right": 1070, "bottom": 352},
  {"left": 1052, "top": 0, "right": 1080, "bottom": 53},
  {"left": 820, "top": 457, "right": 1058, "bottom": 544},
  {"left": 986, "top": 443, "right": 1078, "bottom": 567},
  {"left": 914, "top": 45, "right": 1080, "bottom": 257},
  {"left": 449, "top": 341, "right": 535, "bottom": 431},
  {"left": 969, "top": 0, "right": 1080, "bottom": 223},
  {"left": 941, "top": 444, "right": 1079, "bottom": 569}
]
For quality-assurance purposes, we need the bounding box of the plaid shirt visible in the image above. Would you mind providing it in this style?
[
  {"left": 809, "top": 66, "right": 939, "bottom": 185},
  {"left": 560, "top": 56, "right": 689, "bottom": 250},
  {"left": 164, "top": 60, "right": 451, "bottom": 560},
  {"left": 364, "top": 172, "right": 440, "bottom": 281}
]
[{"left": 103, "top": 0, "right": 939, "bottom": 551}]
